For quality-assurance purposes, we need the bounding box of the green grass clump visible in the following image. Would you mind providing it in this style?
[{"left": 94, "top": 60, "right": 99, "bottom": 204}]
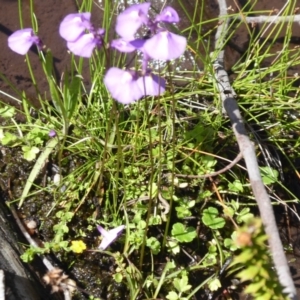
[{"left": 0, "top": 0, "right": 299, "bottom": 299}]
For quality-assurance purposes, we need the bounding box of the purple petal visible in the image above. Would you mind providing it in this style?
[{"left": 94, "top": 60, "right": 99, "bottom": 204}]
[
  {"left": 137, "top": 74, "right": 165, "bottom": 96},
  {"left": 109, "top": 225, "right": 125, "bottom": 237},
  {"left": 116, "top": 3, "right": 151, "bottom": 39},
  {"left": 96, "top": 28, "right": 105, "bottom": 36},
  {"left": 8, "top": 28, "right": 40, "bottom": 55},
  {"left": 67, "top": 33, "right": 99, "bottom": 57},
  {"left": 110, "top": 39, "right": 137, "bottom": 53},
  {"left": 144, "top": 31, "right": 186, "bottom": 61},
  {"left": 110, "top": 38, "right": 146, "bottom": 53},
  {"left": 104, "top": 68, "right": 144, "bottom": 104},
  {"left": 59, "top": 13, "right": 92, "bottom": 42},
  {"left": 129, "top": 38, "right": 146, "bottom": 50},
  {"left": 97, "top": 225, "right": 125, "bottom": 250},
  {"left": 97, "top": 225, "right": 108, "bottom": 237},
  {"left": 155, "top": 6, "right": 180, "bottom": 23},
  {"left": 48, "top": 130, "right": 56, "bottom": 138}
]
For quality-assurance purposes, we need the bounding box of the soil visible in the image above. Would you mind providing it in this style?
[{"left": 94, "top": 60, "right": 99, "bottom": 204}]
[{"left": 1, "top": 0, "right": 300, "bottom": 299}]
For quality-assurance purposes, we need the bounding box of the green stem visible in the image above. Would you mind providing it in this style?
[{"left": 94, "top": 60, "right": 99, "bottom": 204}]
[
  {"left": 139, "top": 97, "right": 155, "bottom": 270},
  {"left": 162, "top": 63, "right": 176, "bottom": 250}
]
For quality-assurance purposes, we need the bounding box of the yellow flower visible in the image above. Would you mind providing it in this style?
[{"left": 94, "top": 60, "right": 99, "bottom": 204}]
[{"left": 70, "top": 240, "right": 87, "bottom": 253}]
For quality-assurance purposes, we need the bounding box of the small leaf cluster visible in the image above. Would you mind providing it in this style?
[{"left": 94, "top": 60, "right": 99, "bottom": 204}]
[
  {"left": 166, "top": 274, "right": 192, "bottom": 300},
  {"left": 0, "top": 106, "right": 55, "bottom": 161},
  {"left": 230, "top": 218, "right": 288, "bottom": 300}
]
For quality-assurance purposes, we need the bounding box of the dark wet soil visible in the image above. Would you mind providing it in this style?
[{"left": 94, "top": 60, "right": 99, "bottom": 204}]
[{"left": 1, "top": 0, "right": 300, "bottom": 299}]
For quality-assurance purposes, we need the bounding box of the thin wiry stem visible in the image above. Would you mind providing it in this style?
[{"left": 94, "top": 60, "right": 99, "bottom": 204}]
[
  {"left": 235, "top": 14, "right": 300, "bottom": 25},
  {"left": 213, "top": 0, "right": 297, "bottom": 298}
]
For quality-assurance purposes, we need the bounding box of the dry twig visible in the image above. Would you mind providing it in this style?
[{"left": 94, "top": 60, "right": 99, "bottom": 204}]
[
  {"left": 212, "top": 0, "right": 297, "bottom": 298},
  {"left": 9, "top": 204, "right": 75, "bottom": 300}
]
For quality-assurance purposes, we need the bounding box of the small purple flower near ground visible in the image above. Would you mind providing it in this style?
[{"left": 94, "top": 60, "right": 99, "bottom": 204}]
[
  {"left": 8, "top": 28, "right": 42, "bottom": 55},
  {"left": 48, "top": 130, "right": 57, "bottom": 138},
  {"left": 97, "top": 225, "right": 125, "bottom": 250}
]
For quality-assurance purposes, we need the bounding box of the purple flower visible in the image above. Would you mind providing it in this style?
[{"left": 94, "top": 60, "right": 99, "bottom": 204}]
[
  {"left": 67, "top": 33, "right": 101, "bottom": 58},
  {"left": 137, "top": 74, "right": 165, "bottom": 96},
  {"left": 97, "top": 225, "right": 125, "bottom": 250},
  {"left": 8, "top": 28, "right": 42, "bottom": 55},
  {"left": 111, "top": 38, "right": 146, "bottom": 53},
  {"left": 144, "top": 30, "right": 186, "bottom": 60},
  {"left": 155, "top": 6, "right": 180, "bottom": 23},
  {"left": 116, "top": 3, "right": 151, "bottom": 39},
  {"left": 48, "top": 130, "right": 56, "bottom": 138},
  {"left": 104, "top": 68, "right": 143, "bottom": 104},
  {"left": 59, "top": 13, "right": 92, "bottom": 42},
  {"left": 105, "top": 4, "right": 186, "bottom": 103},
  {"left": 59, "top": 13, "right": 104, "bottom": 57},
  {"left": 110, "top": 39, "right": 137, "bottom": 53},
  {"left": 104, "top": 67, "right": 165, "bottom": 104},
  {"left": 113, "top": 4, "right": 186, "bottom": 62}
]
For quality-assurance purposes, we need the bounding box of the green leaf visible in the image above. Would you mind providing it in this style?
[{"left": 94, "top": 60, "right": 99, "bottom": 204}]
[
  {"left": 259, "top": 266, "right": 270, "bottom": 279},
  {"left": 188, "top": 200, "right": 195, "bottom": 208},
  {"left": 44, "top": 49, "right": 54, "bottom": 77},
  {"left": 228, "top": 179, "right": 244, "bottom": 192},
  {"left": 113, "top": 273, "right": 123, "bottom": 283},
  {"left": 173, "top": 275, "right": 192, "bottom": 293},
  {"left": 202, "top": 253, "right": 217, "bottom": 267},
  {"left": 171, "top": 223, "right": 197, "bottom": 243},
  {"left": 208, "top": 278, "right": 221, "bottom": 291},
  {"left": 167, "top": 239, "right": 180, "bottom": 255},
  {"left": 149, "top": 215, "right": 162, "bottom": 225},
  {"left": 260, "top": 166, "right": 278, "bottom": 184},
  {"left": 232, "top": 248, "right": 254, "bottom": 264},
  {"left": 19, "top": 137, "right": 60, "bottom": 207},
  {"left": 0, "top": 106, "right": 15, "bottom": 118},
  {"left": 175, "top": 206, "right": 192, "bottom": 219},
  {"left": 185, "top": 123, "right": 214, "bottom": 143},
  {"left": 0, "top": 131, "right": 19, "bottom": 146},
  {"left": 244, "top": 280, "right": 266, "bottom": 294},
  {"left": 165, "top": 260, "right": 176, "bottom": 271},
  {"left": 21, "top": 248, "right": 36, "bottom": 262},
  {"left": 224, "top": 238, "right": 238, "bottom": 251},
  {"left": 64, "top": 74, "right": 81, "bottom": 119},
  {"left": 26, "top": 127, "right": 49, "bottom": 145},
  {"left": 202, "top": 207, "right": 225, "bottom": 229},
  {"left": 146, "top": 237, "right": 161, "bottom": 255},
  {"left": 166, "top": 291, "right": 179, "bottom": 300},
  {"left": 202, "top": 155, "right": 217, "bottom": 169},
  {"left": 255, "top": 293, "right": 272, "bottom": 300},
  {"left": 237, "top": 265, "right": 260, "bottom": 281},
  {"left": 138, "top": 220, "right": 147, "bottom": 229},
  {"left": 236, "top": 207, "right": 254, "bottom": 224},
  {"left": 22, "top": 146, "right": 40, "bottom": 161},
  {"left": 223, "top": 206, "right": 234, "bottom": 218},
  {"left": 230, "top": 200, "right": 239, "bottom": 211}
]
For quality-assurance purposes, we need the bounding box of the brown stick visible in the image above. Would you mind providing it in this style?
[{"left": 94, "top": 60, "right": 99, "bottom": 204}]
[{"left": 213, "top": 0, "right": 296, "bottom": 298}]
